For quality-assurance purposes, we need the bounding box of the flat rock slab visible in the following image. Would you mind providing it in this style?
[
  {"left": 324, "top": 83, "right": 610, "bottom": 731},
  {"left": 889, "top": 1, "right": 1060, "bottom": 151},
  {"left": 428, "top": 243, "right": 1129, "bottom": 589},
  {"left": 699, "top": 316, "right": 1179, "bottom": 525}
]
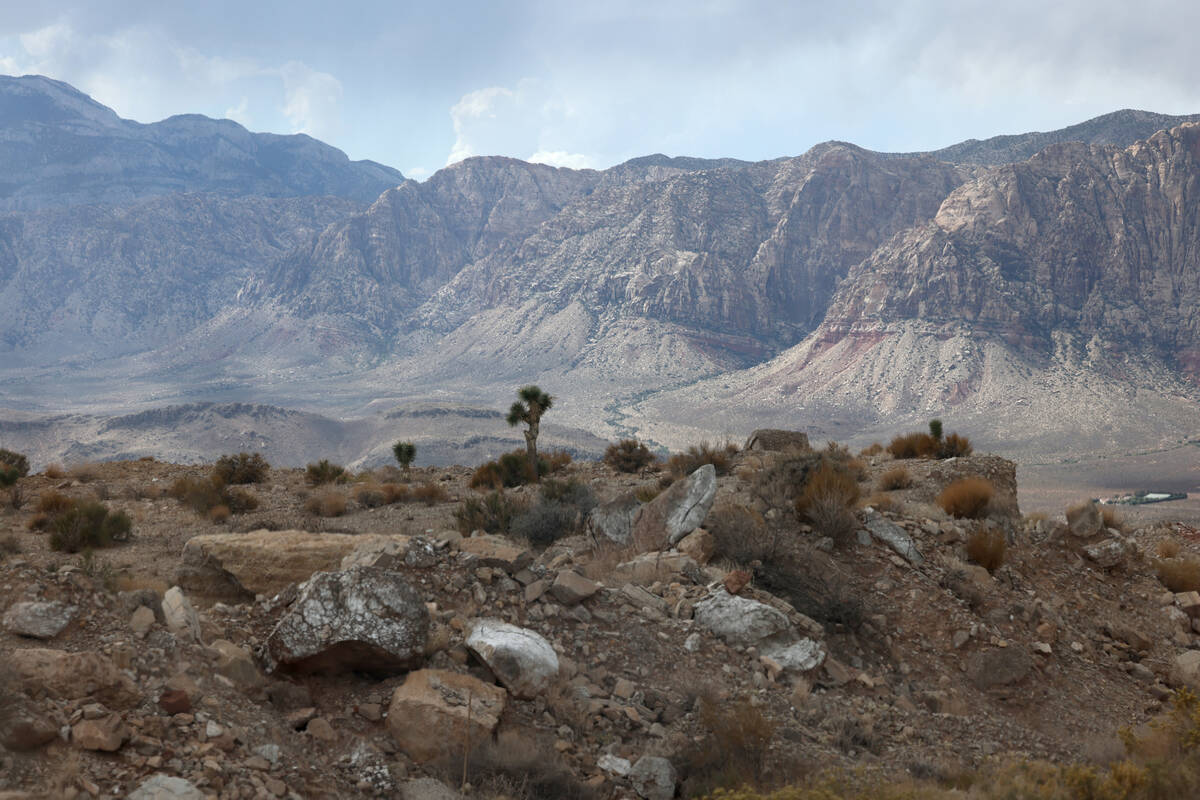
[
  {"left": 967, "top": 647, "right": 1032, "bottom": 689},
  {"left": 162, "top": 586, "right": 201, "bottom": 642},
  {"left": 864, "top": 515, "right": 923, "bottom": 565},
  {"left": 127, "top": 775, "right": 206, "bottom": 800},
  {"left": 693, "top": 588, "right": 791, "bottom": 647},
  {"left": 763, "top": 638, "right": 826, "bottom": 673},
  {"left": 632, "top": 464, "right": 717, "bottom": 547},
  {"left": 612, "top": 552, "right": 700, "bottom": 585},
  {"left": 744, "top": 429, "right": 810, "bottom": 452},
  {"left": 630, "top": 755, "right": 677, "bottom": 800},
  {"left": 457, "top": 535, "right": 532, "bottom": 574},
  {"left": 179, "top": 530, "right": 410, "bottom": 599},
  {"left": 2, "top": 601, "right": 77, "bottom": 639},
  {"left": 466, "top": 618, "right": 560, "bottom": 699},
  {"left": 387, "top": 669, "right": 506, "bottom": 763},
  {"left": 266, "top": 566, "right": 429, "bottom": 674},
  {"left": 8, "top": 648, "right": 139, "bottom": 709}
]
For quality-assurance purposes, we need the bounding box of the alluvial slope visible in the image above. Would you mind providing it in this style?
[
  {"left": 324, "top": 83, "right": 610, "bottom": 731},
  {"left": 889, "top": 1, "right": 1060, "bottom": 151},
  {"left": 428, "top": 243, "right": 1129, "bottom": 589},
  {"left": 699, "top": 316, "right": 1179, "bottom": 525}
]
[{"left": 0, "top": 74, "right": 402, "bottom": 209}]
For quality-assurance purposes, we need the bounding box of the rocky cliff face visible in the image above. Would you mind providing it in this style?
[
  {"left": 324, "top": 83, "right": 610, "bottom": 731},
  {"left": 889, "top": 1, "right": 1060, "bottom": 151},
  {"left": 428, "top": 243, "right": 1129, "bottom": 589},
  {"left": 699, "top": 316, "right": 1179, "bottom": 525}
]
[{"left": 2, "top": 76, "right": 1199, "bottom": 461}]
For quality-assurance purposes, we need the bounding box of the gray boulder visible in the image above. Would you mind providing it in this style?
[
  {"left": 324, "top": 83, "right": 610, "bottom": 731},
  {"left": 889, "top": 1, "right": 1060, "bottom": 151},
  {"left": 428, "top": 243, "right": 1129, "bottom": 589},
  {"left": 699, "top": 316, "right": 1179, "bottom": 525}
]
[
  {"left": 162, "top": 587, "right": 202, "bottom": 643},
  {"left": 967, "top": 647, "right": 1032, "bottom": 689},
  {"left": 693, "top": 589, "right": 790, "bottom": 647},
  {"left": 630, "top": 755, "right": 677, "bottom": 800},
  {"left": 266, "top": 566, "right": 429, "bottom": 674},
  {"left": 127, "top": 775, "right": 205, "bottom": 800},
  {"left": 763, "top": 638, "right": 826, "bottom": 673},
  {"left": 744, "top": 429, "right": 810, "bottom": 452},
  {"left": 1067, "top": 501, "right": 1103, "bottom": 538},
  {"left": 2, "top": 601, "right": 77, "bottom": 639},
  {"left": 863, "top": 514, "right": 923, "bottom": 565},
  {"left": 466, "top": 618, "right": 560, "bottom": 699},
  {"left": 587, "top": 492, "right": 643, "bottom": 545},
  {"left": 633, "top": 464, "right": 717, "bottom": 547},
  {"left": 1083, "top": 537, "right": 1132, "bottom": 569}
]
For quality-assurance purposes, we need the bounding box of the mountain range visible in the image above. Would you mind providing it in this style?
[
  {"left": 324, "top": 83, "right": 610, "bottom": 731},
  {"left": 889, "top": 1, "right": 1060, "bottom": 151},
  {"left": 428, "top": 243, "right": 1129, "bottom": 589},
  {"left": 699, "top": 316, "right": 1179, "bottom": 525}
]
[{"left": 1, "top": 73, "right": 1198, "bottom": 468}]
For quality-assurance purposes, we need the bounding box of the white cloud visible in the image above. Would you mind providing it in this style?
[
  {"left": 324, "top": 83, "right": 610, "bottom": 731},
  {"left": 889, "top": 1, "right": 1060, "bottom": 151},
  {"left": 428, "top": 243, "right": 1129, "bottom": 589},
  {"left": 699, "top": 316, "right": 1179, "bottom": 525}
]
[
  {"left": 445, "top": 82, "right": 597, "bottom": 168},
  {"left": 224, "top": 96, "right": 250, "bottom": 126},
  {"left": 528, "top": 150, "right": 593, "bottom": 169},
  {"left": 405, "top": 166, "right": 431, "bottom": 180},
  {"left": 279, "top": 60, "right": 343, "bottom": 141}
]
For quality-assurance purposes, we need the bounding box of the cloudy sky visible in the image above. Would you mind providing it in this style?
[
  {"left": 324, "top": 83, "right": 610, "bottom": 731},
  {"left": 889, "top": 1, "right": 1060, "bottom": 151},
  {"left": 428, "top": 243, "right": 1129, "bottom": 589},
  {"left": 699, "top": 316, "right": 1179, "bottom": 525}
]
[{"left": 1, "top": 1, "right": 1197, "bottom": 179}]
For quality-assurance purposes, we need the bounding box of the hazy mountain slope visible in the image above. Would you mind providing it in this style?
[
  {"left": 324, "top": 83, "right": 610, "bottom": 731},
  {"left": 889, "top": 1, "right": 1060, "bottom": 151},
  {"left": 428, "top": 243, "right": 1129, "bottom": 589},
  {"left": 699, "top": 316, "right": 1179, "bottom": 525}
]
[
  {"left": 0, "top": 193, "right": 360, "bottom": 359},
  {"left": 0, "top": 75, "right": 402, "bottom": 209},
  {"left": 918, "top": 108, "right": 1200, "bottom": 165}
]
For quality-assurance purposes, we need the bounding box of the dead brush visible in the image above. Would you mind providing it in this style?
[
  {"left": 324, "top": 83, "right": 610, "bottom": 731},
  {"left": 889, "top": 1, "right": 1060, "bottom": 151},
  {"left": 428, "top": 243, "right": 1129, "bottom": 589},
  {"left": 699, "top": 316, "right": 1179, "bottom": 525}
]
[
  {"left": 795, "top": 460, "right": 860, "bottom": 547},
  {"left": 37, "top": 489, "right": 75, "bottom": 514},
  {"left": 304, "top": 491, "right": 347, "bottom": 517},
  {"left": 877, "top": 466, "right": 912, "bottom": 491},
  {"left": 435, "top": 731, "right": 593, "bottom": 800},
  {"left": 937, "top": 478, "right": 994, "bottom": 519},
  {"left": 412, "top": 481, "right": 449, "bottom": 505},
  {"left": 1157, "top": 537, "right": 1183, "bottom": 559},
  {"left": 668, "top": 441, "right": 739, "bottom": 479},
  {"left": 679, "top": 694, "right": 778, "bottom": 796},
  {"left": 706, "top": 502, "right": 779, "bottom": 565},
  {"left": 965, "top": 526, "right": 1006, "bottom": 572},
  {"left": 864, "top": 493, "right": 903, "bottom": 514},
  {"left": 1154, "top": 556, "right": 1200, "bottom": 592},
  {"left": 1099, "top": 506, "right": 1126, "bottom": 533}
]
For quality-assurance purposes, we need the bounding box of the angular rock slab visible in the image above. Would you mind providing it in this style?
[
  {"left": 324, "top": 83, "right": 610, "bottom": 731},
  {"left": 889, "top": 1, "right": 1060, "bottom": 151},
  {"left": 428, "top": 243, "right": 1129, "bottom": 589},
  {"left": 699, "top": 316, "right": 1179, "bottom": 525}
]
[
  {"left": 1066, "top": 501, "right": 1102, "bottom": 538},
  {"left": 1083, "top": 537, "right": 1132, "bottom": 569},
  {"left": 693, "top": 589, "right": 791, "bottom": 647},
  {"left": 179, "top": 529, "right": 408, "bottom": 598},
  {"left": 967, "top": 647, "right": 1032, "bottom": 689},
  {"left": 633, "top": 464, "right": 717, "bottom": 547},
  {"left": 8, "top": 648, "right": 139, "bottom": 708},
  {"left": 387, "top": 669, "right": 506, "bottom": 763},
  {"left": 2, "top": 600, "right": 77, "bottom": 639},
  {"left": 162, "top": 587, "right": 201, "bottom": 643},
  {"left": 763, "top": 638, "right": 827, "bottom": 674},
  {"left": 457, "top": 534, "right": 533, "bottom": 574},
  {"left": 127, "top": 775, "right": 206, "bottom": 800},
  {"left": 587, "top": 492, "right": 643, "bottom": 545},
  {"left": 1172, "top": 650, "right": 1200, "bottom": 689},
  {"left": 466, "top": 618, "right": 560, "bottom": 699},
  {"left": 863, "top": 514, "right": 923, "bottom": 565},
  {"left": 266, "top": 566, "right": 429, "bottom": 674}
]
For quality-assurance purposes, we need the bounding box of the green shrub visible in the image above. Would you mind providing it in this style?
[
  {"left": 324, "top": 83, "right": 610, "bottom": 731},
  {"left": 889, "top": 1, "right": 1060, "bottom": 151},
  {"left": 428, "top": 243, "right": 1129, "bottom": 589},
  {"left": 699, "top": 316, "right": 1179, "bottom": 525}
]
[
  {"left": 454, "top": 492, "right": 528, "bottom": 535},
  {"left": 212, "top": 452, "right": 270, "bottom": 484},
  {"left": 392, "top": 441, "right": 416, "bottom": 469},
  {"left": 471, "top": 450, "right": 548, "bottom": 490},
  {"left": 928, "top": 418, "right": 943, "bottom": 441},
  {"left": 48, "top": 501, "right": 132, "bottom": 552},
  {"left": 306, "top": 459, "right": 348, "bottom": 486},
  {"left": 538, "top": 478, "right": 594, "bottom": 511},
  {"left": 0, "top": 449, "right": 29, "bottom": 479},
  {"left": 604, "top": 439, "right": 656, "bottom": 473},
  {"left": 0, "top": 465, "right": 18, "bottom": 488},
  {"left": 511, "top": 502, "right": 580, "bottom": 548}
]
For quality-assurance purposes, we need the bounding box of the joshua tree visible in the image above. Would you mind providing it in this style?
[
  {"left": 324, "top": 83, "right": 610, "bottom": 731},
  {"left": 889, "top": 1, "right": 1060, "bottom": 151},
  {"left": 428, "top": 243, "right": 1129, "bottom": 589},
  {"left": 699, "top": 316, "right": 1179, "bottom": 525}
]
[
  {"left": 392, "top": 441, "right": 416, "bottom": 472},
  {"left": 506, "top": 385, "right": 553, "bottom": 483}
]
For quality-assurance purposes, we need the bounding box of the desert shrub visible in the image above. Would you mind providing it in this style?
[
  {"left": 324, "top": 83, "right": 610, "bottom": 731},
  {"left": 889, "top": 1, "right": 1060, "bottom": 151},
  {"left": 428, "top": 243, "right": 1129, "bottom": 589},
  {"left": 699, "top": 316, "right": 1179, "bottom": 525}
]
[
  {"left": 169, "top": 476, "right": 257, "bottom": 515},
  {"left": 354, "top": 483, "right": 387, "bottom": 508},
  {"left": 48, "top": 500, "right": 132, "bottom": 552},
  {"left": 381, "top": 483, "right": 410, "bottom": 504},
  {"left": 928, "top": 418, "right": 943, "bottom": 441},
  {"left": 680, "top": 695, "right": 777, "bottom": 796},
  {"left": 37, "top": 490, "right": 75, "bottom": 514},
  {"left": 5, "top": 484, "right": 22, "bottom": 510},
  {"left": 938, "top": 478, "right": 994, "bottom": 519},
  {"left": 511, "top": 502, "right": 580, "bottom": 548},
  {"left": 0, "top": 534, "right": 20, "bottom": 555},
  {"left": 0, "top": 465, "right": 19, "bottom": 488},
  {"left": 888, "top": 432, "right": 937, "bottom": 459},
  {"left": 470, "top": 462, "right": 504, "bottom": 490},
  {"left": 1157, "top": 537, "right": 1182, "bottom": 559},
  {"left": 412, "top": 481, "right": 449, "bottom": 505},
  {"left": 545, "top": 449, "right": 572, "bottom": 472},
  {"left": 304, "top": 491, "right": 347, "bottom": 517},
  {"left": 0, "top": 448, "right": 29, "bottom": 478},
  {"left": 859, "top": 442, "right": 884, "bottom": 456},
  {"left": 209, "top": 505, "right": 231, "bottom": 523},
  {"left": 864, "top": 493, "right": 903, "bottom": 514},
  {"left": 1155, "top": 557, "right": 1200, "bottom": 592},
  {"left": 43, "top": 463, "right": 66, "bottom": 479},
  {"left": 472, "top": 450, "right": 548, "bottom": 490},
  {"left": 966, "top": 526, "right": 1006, "bottom": 572},
  {"left": 68, "top": 463, "right": 101, "bottom": 483},
  {"left": 796, "top": 460, "right": 861, "bottom": 546},
  {"left": 1100, "top": 506, "right": 1126, "bottom": 533},
  {"left": 707, "top": 502, "right": 778, "bottom": 564},
  {"left": 455, "top": 491, "right": 528, "bottom": 535},
  {"left": 604, "top": 439, "right": 656, "bottom": 473},
  {"left": 877, "top": 467, "right": 912, "bottom": 491},
  {"left": 437, "top": 732, "right": 593, "bottom": 800},
  {"left": 668, "top": 441, "right": 739, "bottom": 479},
  {"left": 391, "top": 440, "right": 416, "bottom": 469},
  {"left": 27, "top": 513, "right": 50, "bottom": 531},
  {"left": 305, "top": 459, "right": 347, "bottom": 486},
  {"left": 538, "top": 477, "right": 594, "bottom": 511},
  {"left": 939, "top": 432, "right": 972, "bottom": 458},
  {"left": 212, "top": 452, "right": 269, "bottom": 484},
  {"left": 634, "top": 485, "right": 661, "bottom": 503}
]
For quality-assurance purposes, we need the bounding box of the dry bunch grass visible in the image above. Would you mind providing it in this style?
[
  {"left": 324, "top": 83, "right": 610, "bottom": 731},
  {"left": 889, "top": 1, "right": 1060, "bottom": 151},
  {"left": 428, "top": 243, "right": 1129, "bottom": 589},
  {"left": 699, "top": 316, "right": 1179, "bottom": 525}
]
[
  {"left": 937, "top": 478, "right": 993, "bottom": 519},
  {"left": 305, "top": 491, "right": 347, "bottom": 517},
  {"left": 965, "top": 527, "right": 1006, "bottom": 572},
  {"left": 877, "top": 467, "right": 912, "bottom": 491}
]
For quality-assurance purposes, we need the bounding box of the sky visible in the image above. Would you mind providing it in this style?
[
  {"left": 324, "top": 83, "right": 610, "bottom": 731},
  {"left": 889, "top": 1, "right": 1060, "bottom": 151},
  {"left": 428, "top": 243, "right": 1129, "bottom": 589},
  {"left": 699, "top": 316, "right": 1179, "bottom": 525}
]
[{"left": 1, "top": 0, "right": 1198, "bottom": 180}]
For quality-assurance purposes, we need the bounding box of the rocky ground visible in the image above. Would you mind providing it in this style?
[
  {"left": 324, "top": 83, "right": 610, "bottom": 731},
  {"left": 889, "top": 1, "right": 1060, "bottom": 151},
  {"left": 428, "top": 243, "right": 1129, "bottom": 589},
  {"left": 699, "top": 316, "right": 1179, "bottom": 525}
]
[{"left": 1, "top": 441, "right": 1198, "bottom": 800}]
